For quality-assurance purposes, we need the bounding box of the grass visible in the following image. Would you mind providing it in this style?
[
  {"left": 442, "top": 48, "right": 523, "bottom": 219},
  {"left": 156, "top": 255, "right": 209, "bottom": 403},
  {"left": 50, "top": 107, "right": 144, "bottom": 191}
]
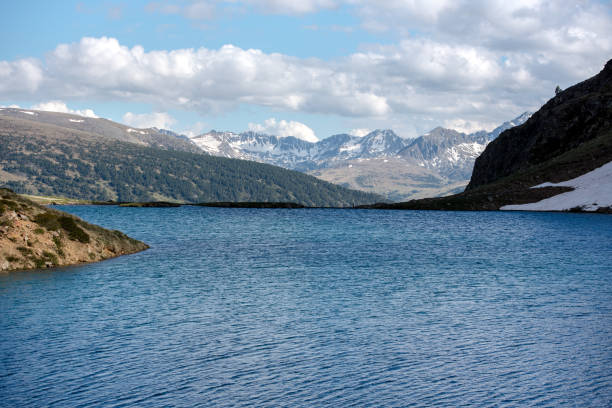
[
  {"left": 58, "top": 216, "right": 90, "bottom": 243},
  {"left": 0, "top": 199, "right": 19, "bottom": 211},
  {"left": 0, "top": 188, "right": 148, "bottom": 271},
  {"left": 18, "top": 194, "right": 94, "bottom": 205},
  {"left": 52, "top": 235, "right": 65, "bottom": 257},
  {"left": 41, "top": 250, "right": 58, "bottom": 265},
  {"left": 34, "top": 211, "right": 90, "bottom": 243},
  {"left": 33, "top": 212, "right": 61, "bottom": 230},
  {"left": 16, "top": 246, "right": 33, "bottom": 255}
]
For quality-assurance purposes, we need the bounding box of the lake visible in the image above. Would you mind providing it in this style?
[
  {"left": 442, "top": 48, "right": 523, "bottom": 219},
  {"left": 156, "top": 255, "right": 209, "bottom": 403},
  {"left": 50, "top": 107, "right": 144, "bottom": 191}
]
[{"left": 1, "top": 207, "right": 611, "bottom": 407}]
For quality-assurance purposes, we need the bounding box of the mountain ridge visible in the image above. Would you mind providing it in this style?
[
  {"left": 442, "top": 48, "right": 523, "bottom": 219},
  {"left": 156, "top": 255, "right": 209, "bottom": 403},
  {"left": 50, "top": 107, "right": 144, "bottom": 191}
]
[
  {"left": 360, "top": 59, "right": 612, "bottom": 212},
  {"left": 0, "top": 112, "right": 383, "bottom": 207},
  {"left": 190, "top": 114, "right": 531, "bottom": 201}
]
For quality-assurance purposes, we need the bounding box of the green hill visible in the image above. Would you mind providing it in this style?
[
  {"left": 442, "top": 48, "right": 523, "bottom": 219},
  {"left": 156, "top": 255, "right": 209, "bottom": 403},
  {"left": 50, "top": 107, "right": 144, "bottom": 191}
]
[{"left": 0, "top": 114, "right": 382, "bottom": 207}]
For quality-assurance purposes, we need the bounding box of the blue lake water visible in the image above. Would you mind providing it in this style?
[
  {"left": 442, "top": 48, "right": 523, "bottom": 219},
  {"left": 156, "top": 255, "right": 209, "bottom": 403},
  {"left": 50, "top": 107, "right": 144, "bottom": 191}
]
[{"left": 1, "top": 207, "right": 611, "bottom": 407}]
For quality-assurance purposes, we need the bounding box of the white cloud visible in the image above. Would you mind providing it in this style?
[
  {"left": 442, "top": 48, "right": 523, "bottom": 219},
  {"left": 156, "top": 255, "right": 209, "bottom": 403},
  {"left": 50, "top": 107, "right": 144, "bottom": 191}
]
[
  {"left": 36, "top": 37, "right": 390, "bottom": 118},
  {"left": 30, "top": 100, "right": 98, "bottom": 118},
  {"left": 184, "top": 1, "right": 215, "bottom": 19},
  {"left": 147, "top": 0, "right": 339, "bottom": 16},
  {"left": 248, "top": 118, "right": 318, "bottom": 142},
  {"left": 122, "top": 112, "right": 176, "bottom": 129},
  {"left": 0, "top": 59, "right": 43, "bottom": 95},
  {"left": 443, "top": 118, "right": 497, "bottom": 134},
  {"left": 349, "top": 128, "right": 371, "bottom": 137},
  {"left": 1, "top": 0, "right": 611, "bottom": 138},
  {"left": 243, "top": 0, "right": 338, "bottom": 15},
  {"left": 146, "top": 1, "right": 215, "bottom": 19},
  {"left": 180, "top": 121, "right": 207, "bottom": 137}
]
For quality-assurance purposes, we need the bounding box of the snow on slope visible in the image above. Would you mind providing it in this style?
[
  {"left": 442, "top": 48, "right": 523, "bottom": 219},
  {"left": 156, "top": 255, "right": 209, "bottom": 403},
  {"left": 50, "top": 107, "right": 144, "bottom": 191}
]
[{"left": 501, "top": 161, "right": 612, "bottom": 212}]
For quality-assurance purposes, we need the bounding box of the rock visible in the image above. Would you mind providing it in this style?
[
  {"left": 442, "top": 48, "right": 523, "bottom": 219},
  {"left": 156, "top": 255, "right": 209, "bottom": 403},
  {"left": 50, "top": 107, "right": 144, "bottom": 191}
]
[
  {"left": 467, "top": 59, "right": 612, "bottom": 190},
  {"left": 0, "top": 189, "right": 149, "bottom": 272}
]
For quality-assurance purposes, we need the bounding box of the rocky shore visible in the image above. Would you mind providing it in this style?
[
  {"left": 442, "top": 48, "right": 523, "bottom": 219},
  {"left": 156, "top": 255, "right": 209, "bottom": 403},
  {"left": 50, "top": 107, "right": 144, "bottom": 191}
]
[{"left": 0, "top": 188, "right": 148, "bottom": 272}]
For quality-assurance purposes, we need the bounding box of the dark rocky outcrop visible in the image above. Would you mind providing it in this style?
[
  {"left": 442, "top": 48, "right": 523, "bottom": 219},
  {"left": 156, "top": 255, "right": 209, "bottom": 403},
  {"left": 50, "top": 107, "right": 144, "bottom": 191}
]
[
  {"left": 360, "top": 59, "right": 612, "bottom": 211},
  {"left": 467, "top": 59, "right": 612, "bottom": 190}
]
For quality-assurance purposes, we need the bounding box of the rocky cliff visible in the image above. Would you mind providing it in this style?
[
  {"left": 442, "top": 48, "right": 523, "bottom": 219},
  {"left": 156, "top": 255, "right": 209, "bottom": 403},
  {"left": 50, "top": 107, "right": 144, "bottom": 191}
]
[
  {"left": 467, "top": 59, "right": 612, "bottom": 190},
  {"left": 0, "top": 189, "right": 148, "bottom": 272},
  {"left": 360, "top": 59, "right": 612, "bottom": 212}
]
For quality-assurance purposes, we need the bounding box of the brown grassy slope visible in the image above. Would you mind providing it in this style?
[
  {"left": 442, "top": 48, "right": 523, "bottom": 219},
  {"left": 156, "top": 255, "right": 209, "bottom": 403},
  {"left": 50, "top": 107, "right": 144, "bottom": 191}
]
[{"left": 0, "top": 189, "right": 148, "bottom": 272}]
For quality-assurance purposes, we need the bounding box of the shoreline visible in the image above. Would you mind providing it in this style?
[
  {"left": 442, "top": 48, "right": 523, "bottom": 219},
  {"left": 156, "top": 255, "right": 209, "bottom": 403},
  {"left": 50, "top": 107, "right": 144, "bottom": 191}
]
[{"left": 46, "top": 201, "right": 611, "bottom": 214}]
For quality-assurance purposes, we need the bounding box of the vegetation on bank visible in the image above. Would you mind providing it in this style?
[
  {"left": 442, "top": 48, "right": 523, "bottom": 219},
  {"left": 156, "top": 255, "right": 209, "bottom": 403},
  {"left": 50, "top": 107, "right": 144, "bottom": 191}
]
[{"left": 0, "top": 188, "right": 148, "bottom": 272}]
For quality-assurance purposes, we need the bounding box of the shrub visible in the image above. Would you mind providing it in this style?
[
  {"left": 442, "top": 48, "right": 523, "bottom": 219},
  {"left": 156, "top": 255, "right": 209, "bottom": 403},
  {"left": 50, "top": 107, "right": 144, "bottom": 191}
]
[
  {"left": 34, "top": 212, "right": 61, "bottom": 230},
  {"left": 33, "top": 258, "right": 45, "bottom": 269},
  {"left": 34, "top": 228, "right": 45, "bottom": 235},
  {"left": 16, "top": 246, "right": 32, "bottom": 255},
  {"left": 58, "top": 216, "right": 90, "bottom": 243},
  {"left": 0, "top": 199, "right": 18, "bottom": 211},
  {"left": 41, "top": 251, "right": 58, "bottom": 265},
  {"left": 53, "top": 236, "right": 65, "bottom": 257}
]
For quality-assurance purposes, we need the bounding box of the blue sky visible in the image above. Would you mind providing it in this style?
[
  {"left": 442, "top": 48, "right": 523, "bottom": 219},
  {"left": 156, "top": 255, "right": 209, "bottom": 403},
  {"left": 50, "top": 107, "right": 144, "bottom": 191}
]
[{"left": 1, "top": 1, "right": 611, "bottom": 140}]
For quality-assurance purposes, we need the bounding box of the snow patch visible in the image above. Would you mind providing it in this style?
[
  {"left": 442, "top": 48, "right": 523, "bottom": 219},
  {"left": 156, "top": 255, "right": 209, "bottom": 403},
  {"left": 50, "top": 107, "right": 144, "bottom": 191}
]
[
  {"left": 339, "top": 142, "right": 360, "bottom": 153},
  {"left": 191, "top": 135, "right": 223, "bottom": 152},
  {"left": 126, "top": 128, "right": 148, "bottom": 135},
  {"left": 20, "top": 110, "right": 36, "bottom": 116},
  {"left": 69, "top": 119, "right": 84, "bottom": 123},
  {"left": 501, "top": 161, "right": 612, "bottom": 212}
]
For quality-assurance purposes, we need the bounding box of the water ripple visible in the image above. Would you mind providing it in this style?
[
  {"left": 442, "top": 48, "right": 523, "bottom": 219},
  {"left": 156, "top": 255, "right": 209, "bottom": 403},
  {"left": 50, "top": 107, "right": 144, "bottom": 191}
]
[{"left": 1, "top": 208, "right": 611, "bottom": 407}]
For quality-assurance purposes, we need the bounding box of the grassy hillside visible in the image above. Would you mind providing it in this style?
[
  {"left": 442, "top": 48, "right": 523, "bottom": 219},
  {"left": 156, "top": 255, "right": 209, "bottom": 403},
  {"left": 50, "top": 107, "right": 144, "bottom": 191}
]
[
  {"left": 0, "top": 118, "right": 382, "bottom": 207},
  {"left": 0, "top": 188, "right": 148, "bottom": 272},
  {"left": 0, "top": 108, "right": 201, "bottom": 154}
]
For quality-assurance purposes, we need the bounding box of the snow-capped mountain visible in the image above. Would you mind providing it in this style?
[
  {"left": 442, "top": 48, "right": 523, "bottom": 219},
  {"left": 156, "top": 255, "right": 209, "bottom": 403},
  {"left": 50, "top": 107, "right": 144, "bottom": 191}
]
[
  {"left": 191, "top": 128, "right": 411, "bottom": 170},
  {"left": 192, "top": 113, "right": 530, "bottom": 175},
  {"left": 190, "top": 112, "right": 531, "bottom": 201},
  {"left": 396, "top": 113, "right": 532, "bottom": 182}
]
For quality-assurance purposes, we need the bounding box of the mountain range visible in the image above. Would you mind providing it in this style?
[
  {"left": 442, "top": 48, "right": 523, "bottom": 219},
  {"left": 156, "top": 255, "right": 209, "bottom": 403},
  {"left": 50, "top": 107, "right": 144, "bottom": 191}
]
[
  {"left": 0, "top": 109, "right": 381, "bottom": 206},
  {"left": 362, "top": 59, "right": 612, "bottom": 212},
  {"left": 190, "top": 113, "right": 531, "bottom": 201}
]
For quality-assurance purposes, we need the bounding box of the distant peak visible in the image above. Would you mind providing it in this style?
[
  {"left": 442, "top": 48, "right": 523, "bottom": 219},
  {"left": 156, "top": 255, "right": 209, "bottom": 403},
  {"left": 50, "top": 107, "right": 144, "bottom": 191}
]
[{"left": 365, "top": 129, "right": 397, "bottom": 137}]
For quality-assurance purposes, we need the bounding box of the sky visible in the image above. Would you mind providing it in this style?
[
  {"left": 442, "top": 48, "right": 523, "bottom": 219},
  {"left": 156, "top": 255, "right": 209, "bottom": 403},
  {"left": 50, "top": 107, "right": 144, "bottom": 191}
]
[{"left": 1, "top": 0, "right": 611, "bottom": 141}]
